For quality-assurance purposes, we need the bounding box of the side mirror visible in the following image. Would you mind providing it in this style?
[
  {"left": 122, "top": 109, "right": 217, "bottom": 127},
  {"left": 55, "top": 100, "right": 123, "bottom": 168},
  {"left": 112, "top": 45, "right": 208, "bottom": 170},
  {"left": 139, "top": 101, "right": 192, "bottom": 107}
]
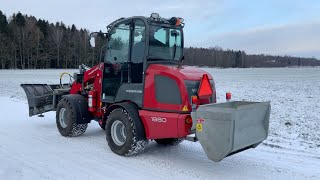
[
  {"left": 89, "top": 37, "right": 95, "bottom": 48},
  {"left": 89, "top": 32, "right": 99, "bottom": 48}
]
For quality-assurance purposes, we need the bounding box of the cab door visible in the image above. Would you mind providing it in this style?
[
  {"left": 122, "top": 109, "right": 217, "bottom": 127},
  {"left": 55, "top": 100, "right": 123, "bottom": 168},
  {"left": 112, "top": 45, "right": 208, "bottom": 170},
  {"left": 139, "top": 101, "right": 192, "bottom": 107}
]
[{"left": 102, "top": 21, "right": 131, "bottom": 102}]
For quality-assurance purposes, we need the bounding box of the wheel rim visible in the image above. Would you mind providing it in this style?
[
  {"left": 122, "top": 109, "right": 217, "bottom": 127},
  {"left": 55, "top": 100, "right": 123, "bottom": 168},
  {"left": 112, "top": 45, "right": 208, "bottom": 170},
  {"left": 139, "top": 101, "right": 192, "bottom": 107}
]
[
  {"left": 59, "top": 108, "right": 68, "bottom": 128},
  {"left": 111, "top": 120, "right": 127, "bottom": 146}
]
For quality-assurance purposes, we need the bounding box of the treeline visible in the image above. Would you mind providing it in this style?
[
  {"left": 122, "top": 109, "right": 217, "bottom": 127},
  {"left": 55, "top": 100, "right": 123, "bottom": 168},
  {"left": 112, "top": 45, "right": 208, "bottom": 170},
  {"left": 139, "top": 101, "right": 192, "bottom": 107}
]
[
  {"left": 0, "top": 11, "right": 106, "bottom": 69},
  {"left": 0, "top": 11, "right": 319, "bottom": 69},
  {"left": 184, "top": 47, "right": 320, "bottom": 68}
]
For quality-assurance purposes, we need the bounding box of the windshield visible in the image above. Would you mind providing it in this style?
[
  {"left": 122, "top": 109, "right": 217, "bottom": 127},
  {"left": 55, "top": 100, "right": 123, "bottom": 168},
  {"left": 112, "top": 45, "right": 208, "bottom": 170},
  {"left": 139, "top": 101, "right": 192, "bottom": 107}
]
[{"left": 148, "top": 25, "right": 183, "bottom": 61}]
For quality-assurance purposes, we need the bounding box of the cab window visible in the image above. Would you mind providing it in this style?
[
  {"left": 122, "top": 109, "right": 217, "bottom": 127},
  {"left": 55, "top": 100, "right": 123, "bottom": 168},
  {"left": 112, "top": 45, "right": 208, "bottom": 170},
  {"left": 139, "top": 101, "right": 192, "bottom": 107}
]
[{"left": 105, "top": 23, "right": 130, "bottom": 63}]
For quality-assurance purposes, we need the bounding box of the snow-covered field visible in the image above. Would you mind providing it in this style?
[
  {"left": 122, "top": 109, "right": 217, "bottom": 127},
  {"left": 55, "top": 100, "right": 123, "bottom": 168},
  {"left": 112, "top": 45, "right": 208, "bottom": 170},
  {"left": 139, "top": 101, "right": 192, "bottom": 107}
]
[{"left": 0, "top": 68, "right": 319, "bottom": 180}]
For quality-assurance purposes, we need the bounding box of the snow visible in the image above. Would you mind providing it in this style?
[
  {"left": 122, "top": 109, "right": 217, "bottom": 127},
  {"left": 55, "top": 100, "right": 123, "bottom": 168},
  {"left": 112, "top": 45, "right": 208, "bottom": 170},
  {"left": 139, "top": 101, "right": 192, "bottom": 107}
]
[{"left": 0, "top": 68, "right": 319, "bottom": 180}]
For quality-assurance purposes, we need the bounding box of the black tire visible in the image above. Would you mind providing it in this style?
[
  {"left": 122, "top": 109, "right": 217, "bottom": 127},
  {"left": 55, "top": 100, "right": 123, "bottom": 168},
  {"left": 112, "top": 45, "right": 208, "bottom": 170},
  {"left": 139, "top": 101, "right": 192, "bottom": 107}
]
[
  {"left": 56, "top": 99, "right": 88, "bottom": 137},
  {"left": 106, "top": 107, "right": 148, "bottom": 156},
  {"left": 155, "top": 138, "right": 184, "bottom": 146}
]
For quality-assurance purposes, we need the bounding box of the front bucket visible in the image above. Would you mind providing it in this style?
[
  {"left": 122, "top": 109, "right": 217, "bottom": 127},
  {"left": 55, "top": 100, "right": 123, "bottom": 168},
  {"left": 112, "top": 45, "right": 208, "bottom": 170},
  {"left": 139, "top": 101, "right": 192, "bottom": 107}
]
[
  {"left": 194, "top": 101, "right": 271, "bottom": 162},
  {"left": 20, "top": 84, "right": 57, "bottom": 117}
]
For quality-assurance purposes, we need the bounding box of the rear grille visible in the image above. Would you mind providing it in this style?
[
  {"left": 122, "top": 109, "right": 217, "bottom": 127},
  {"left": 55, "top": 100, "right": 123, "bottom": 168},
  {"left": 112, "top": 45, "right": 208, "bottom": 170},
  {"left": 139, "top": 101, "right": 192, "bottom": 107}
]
[{"left": 185, "top": 80, "right": 200, "bottom": 99}]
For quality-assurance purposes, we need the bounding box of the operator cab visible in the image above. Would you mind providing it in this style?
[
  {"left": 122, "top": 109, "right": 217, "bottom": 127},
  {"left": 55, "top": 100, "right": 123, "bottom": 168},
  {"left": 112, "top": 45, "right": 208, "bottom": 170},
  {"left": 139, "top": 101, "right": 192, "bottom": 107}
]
[{"left": 91, "top": 13, "right": 185, "bottom": 106}]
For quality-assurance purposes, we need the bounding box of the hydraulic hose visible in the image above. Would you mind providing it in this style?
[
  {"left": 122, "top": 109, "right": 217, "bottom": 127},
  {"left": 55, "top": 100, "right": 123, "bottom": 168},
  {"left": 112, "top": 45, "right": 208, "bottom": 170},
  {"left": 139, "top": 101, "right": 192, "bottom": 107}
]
[{"left": 60, "top": 72, "right": 74, "bottom": 88}]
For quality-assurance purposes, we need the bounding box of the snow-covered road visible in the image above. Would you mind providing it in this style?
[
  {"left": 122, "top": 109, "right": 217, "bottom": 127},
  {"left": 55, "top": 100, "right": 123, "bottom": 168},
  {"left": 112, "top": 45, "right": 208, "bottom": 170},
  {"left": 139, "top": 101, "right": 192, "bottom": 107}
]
[{"left": 0, "top": 68, "right": 319, "bottom": 180}]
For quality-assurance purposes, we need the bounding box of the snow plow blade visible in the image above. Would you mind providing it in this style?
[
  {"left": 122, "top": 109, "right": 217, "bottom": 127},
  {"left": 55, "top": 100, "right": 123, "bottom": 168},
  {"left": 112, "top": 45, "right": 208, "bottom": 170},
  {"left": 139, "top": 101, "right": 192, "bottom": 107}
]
[
  {"left": 194, "top": 101, "right": 271, "bottom": 162},
  {"left": 20, "top": 84, "right": 62, "bottom": 117}
]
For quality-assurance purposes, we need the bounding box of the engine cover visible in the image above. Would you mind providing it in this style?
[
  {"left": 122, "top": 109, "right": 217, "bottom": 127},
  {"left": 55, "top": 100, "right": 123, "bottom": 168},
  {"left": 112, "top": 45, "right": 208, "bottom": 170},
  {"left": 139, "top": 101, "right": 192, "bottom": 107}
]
[{"left": 143, "top": 64, "right": 214, "bottom": 112}]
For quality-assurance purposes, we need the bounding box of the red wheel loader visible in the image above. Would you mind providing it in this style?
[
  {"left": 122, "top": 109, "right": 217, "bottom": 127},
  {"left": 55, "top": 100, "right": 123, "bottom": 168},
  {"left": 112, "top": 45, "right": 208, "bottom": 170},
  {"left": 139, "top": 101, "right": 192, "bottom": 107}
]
[{"left": 21, "top": 13, "right": 271, "bottom": 162}]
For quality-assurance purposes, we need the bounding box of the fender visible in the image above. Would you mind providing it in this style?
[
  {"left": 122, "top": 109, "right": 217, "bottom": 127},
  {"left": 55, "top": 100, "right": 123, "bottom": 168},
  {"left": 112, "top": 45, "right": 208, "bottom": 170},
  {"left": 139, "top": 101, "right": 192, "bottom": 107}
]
[{"left": 62, "top": 94, "right": 93, "bottom": 124}]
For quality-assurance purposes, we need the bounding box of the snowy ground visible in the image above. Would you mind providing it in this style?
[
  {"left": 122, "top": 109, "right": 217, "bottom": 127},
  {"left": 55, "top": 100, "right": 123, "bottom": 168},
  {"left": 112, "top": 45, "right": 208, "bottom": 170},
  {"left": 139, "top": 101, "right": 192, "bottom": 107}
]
[{"left": 0, "top": 68, "right": 319, "bottom": 180}]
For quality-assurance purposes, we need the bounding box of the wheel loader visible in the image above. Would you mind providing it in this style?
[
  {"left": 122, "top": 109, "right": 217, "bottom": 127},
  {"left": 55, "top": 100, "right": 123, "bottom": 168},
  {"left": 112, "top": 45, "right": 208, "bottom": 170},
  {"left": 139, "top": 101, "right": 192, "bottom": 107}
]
[{"left": 21, "top": 13, "right": 271, "bottom": 162}]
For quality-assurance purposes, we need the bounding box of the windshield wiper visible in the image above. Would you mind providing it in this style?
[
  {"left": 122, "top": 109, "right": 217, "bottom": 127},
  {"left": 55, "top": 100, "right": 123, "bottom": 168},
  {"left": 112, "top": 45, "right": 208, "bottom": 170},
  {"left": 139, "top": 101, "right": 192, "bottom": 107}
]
[
  {"left": 172, "top": 44, "right": 177, "bottom": 61},
  {"left": 172, "top": 34, "right": 177, "bottom": 61}
]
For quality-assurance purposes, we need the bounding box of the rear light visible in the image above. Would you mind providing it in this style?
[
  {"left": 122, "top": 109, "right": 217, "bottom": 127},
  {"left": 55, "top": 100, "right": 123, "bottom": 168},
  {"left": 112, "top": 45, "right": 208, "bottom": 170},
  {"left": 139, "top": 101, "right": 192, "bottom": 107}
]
[
  {"left": 198, "top": 74, "right": 213, "bottom": 99},
  {"left": 185, "top": 116, "right": 192, "bottom": 125},
  {"left": 226, "top": 92, "right": 232, "bottom": 101},
  {"left": 185, "top": 116, "right": 192, "bottom": 133},
  {"left": 191, "top": 95, "right": 198, "bottom": 104}
]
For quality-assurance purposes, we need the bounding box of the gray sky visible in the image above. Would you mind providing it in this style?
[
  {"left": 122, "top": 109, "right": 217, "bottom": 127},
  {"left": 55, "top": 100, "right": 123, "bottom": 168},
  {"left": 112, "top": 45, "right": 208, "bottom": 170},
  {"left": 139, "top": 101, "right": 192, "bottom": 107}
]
[{"left": 1, "top": 0, "right": 320, "bottom": 59}]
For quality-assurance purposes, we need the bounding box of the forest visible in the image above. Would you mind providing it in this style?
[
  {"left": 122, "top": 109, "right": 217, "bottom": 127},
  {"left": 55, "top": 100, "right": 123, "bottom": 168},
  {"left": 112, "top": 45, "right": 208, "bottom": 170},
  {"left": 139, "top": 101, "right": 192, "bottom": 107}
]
[{"left": 0, "top": 11, "right": 319, "bottom": 69}]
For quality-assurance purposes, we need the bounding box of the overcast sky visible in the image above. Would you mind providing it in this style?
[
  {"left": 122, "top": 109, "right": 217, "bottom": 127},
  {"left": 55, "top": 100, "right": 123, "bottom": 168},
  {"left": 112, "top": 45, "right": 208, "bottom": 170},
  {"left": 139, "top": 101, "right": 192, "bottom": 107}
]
[{"left": 1, "top": 0, "right": 319, "bottom": 59}]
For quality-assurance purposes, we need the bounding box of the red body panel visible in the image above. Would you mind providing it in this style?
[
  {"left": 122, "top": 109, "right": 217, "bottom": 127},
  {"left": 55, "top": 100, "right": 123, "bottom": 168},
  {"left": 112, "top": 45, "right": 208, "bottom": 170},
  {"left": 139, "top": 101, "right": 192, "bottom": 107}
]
[
  {"left": 69, "top": 83, "right": 82, "bottom": 94},
  {"left": 70, "top": 62, "right": 214, "bottom": 139},
  {"left": 141, "top": 64, "right": 214, "bottom": 139},
  {"left": 177, "top": 114, "right": 192, "bottom": 137},
  {"left": 139, "top": 110, "right": 191, "bottom": 139},
  {"left": 143, "top": 64, "right": 213, "bottom": 113}
]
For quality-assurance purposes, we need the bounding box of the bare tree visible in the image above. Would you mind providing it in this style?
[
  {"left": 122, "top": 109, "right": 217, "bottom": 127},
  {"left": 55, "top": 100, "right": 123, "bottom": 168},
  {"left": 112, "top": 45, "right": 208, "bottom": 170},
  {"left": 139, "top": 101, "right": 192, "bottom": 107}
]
[{"left": 50, "top": 22, "right": 64, "bottom": 68}]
